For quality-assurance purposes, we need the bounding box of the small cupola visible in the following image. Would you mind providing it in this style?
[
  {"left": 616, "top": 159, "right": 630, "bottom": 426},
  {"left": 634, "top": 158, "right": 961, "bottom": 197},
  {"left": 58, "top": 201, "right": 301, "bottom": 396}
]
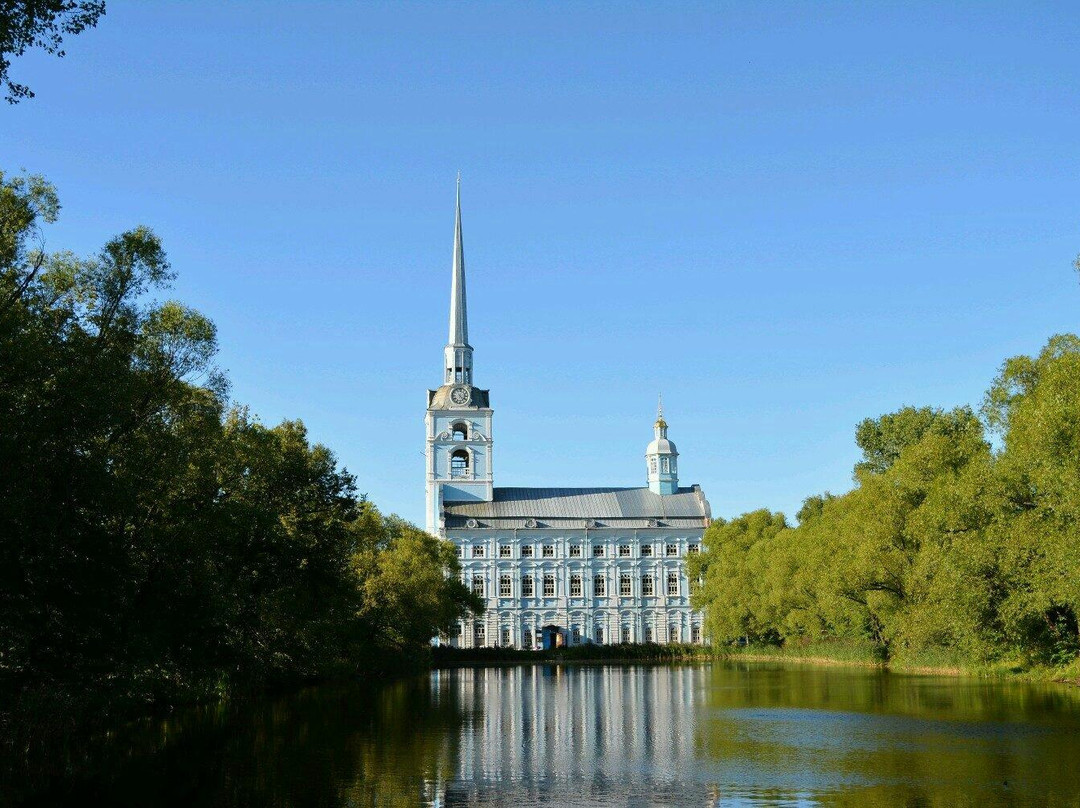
[{"left": 646, "top": 395, "right": 679, "bottom": 495}]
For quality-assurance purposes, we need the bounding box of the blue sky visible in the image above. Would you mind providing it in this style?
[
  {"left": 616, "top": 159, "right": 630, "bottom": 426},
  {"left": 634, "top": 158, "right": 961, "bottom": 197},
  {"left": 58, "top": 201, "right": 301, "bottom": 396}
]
[{"left": 3, "top": 1, "right": 1078, "bottom": 525}]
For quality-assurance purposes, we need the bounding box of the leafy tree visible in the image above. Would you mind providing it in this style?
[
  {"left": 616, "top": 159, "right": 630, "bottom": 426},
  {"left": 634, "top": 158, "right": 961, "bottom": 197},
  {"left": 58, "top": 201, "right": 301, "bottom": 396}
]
[
  {"left": 0, "top": 169, "right": 482, "bottom": 730},
  {"left": 0, "top": 1, "right": 105, "bottom": 103}
]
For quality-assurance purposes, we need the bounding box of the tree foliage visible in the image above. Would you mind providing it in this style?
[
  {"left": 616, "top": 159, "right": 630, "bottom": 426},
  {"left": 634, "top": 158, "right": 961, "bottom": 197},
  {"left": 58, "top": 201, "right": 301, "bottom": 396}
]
[
  {"left": 0, "top": 169, "right": 481, "bottom": 716},
  {"left": 693, "top": 337, "right": 1080, "bottom": 668},
  {"left": 0, "top": 1, "right": 105, "bottom": 103}
]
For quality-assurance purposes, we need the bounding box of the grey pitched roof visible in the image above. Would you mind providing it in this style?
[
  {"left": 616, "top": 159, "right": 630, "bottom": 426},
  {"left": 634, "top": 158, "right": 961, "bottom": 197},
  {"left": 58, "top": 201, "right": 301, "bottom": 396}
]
[{"left": 443, "top": 486, "right": 710, "bottom": 529}]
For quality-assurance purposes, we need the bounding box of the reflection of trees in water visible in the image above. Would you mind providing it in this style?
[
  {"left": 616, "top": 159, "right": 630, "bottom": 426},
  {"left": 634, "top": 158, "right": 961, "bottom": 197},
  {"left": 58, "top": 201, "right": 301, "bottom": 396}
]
[
  {"left": 22, "top": 675, "right": 470, "bottom": 808},
  {"left": 18, "top": 664, "right": 1080, "bottom": 807},
  {"left": 695, "top": 662, "right": 1080, "bottom": 808}
]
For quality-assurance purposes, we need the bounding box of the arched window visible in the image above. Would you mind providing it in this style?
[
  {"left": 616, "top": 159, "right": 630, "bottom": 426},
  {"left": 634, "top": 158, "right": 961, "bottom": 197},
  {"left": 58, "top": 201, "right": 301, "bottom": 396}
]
[
  {"left": 451, "top": 421, "right": 468, "bottom": 441},
  {"left": 451, "top": 450, "right": 470, "bottom": 478}
]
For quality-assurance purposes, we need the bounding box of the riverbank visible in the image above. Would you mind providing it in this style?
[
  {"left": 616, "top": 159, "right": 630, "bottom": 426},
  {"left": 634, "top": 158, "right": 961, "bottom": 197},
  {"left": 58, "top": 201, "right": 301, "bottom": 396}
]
[{"left": 433, "top": 640, "right": 1080, "bottom": 685}]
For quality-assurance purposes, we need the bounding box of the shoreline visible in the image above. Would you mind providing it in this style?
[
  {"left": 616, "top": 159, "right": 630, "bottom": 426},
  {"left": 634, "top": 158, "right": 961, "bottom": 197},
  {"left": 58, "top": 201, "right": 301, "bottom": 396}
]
[{"left": 432, "top": 644, "right": 1080, "bottom": 686}]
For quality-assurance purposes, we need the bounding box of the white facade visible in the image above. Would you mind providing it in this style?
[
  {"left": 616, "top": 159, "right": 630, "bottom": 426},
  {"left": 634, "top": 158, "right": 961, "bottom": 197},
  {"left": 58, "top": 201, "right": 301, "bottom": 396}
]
[{"left": 425, "top": 182, "right": 709, "bottom": 648}]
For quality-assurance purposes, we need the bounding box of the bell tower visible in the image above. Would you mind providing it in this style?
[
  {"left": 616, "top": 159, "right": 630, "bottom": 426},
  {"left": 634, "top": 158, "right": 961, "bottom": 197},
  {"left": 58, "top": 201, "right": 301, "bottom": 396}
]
[
  {"left": 646, "top": 396, "right": 679, "bottom": 495},
  {"left": 425, "top": 177, "right": 494, "bottom": 534}
]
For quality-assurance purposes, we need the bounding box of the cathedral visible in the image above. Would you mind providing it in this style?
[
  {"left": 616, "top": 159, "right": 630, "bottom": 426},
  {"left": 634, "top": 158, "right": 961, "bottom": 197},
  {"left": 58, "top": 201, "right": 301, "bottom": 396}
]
[{"left": 426, "top": 181, "right": 710, "bottom": 649}]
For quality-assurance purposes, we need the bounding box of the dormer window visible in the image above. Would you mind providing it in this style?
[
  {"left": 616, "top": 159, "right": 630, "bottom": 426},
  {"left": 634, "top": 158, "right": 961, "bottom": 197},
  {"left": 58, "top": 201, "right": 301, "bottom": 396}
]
[
  {"left": 451, "top": 422, "right": 468, "bottom": 441},
  {"left": 451, "top": 450, "right": 470, "bottom": 478}
]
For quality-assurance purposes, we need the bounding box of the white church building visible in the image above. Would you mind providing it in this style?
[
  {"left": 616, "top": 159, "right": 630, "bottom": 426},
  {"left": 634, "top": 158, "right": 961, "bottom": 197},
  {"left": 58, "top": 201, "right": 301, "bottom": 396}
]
[{"left": 426, "top": 182, "right": 710, "bottom": 649}]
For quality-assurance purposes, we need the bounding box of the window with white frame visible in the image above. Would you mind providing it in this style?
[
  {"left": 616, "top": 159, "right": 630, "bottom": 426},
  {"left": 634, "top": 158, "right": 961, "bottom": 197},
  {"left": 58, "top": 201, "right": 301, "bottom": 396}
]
[
  {"left": 619, "top": 544, "right": 631, "bottom": 557},
  {"left": 474, "top": 623, "right": 485, "bottom": 645},
  {"left": 521, "top": 575, "right": 533, "bottom": 597},
  {"left": 570, "top": 574, "right": 582, "bottom": 597},
  {"left": 669, "top": 623, "right": 680, "bottom": 643},
  {"left": 665, "top": 544, "right": 678, "bottom": 557},
  {"left": 620, "top": 574, "right": 631, "bottom": 597},
  {"left": 641, "top": 544, "right": 652, "bottom": 557},
  {"left": 543, "top": 574, "right": 555, "bottom": 597},
  {"left": 621, "top": 625, "right": 631, "bottom": 643},
  {"left": 593, "top": 544, "right": 605, "bottom": 557},
  {"left": 542, "top": 544, "right": 554, "bottom": 558},
  {"left": 569, "top": 545, "right": 582, "bottom": 557},
  {"left": 691, "top": 625, "right": 701, "bottom": 644},
  {"left": 595, "top": 625, "right": 604, "bottom": 645},
  {"left": 472, "top": 576, "right": 484, "bottom": 597},
  {"left": 688, "top": 543, "right": 699, "bottom": 554},
  {"left": 500, "top": 544, "right": 511, "bottom": 557},
  {"left": 593, "top": 574, "right": 606, "bottom": 597},
  {"left": 642, "top": 575, "right": 654, "bottom": 596},
  {"left": 499, "top": 575, "right": 511, "bottom": 597},
  {"left": 572, "top": 626, "right": 581, "bottom": 644},
  {"left": 667, "top": 572, "right": 679, "bottom": 596},
  {"left": 521, "top": 545, "right": 533, "bottom": 557},
  {"left": 451, "top": 422, "right": 468, "bottom": 441},
  {"left": 456, "top": 545, "right": 463, "bottom": 557},
  {"left": 472, "top": 544, "right": 485, "bottom": 558},
  {"left": 661, "top": 457, "right": 670, "bottom": 473},
  {"left": 522, "top": 629, "right": 532, "bottom": 649},
  {"left": 500, "top": 626, "right": 511, "bottom": 647},
  {"left": 644, "top": 624, "right": 653, "bottom": 643}
]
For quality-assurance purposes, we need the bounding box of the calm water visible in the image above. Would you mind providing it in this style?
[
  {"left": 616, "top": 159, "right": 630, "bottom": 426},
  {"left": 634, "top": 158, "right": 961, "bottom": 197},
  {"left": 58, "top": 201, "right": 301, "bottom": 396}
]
[{"left": 15, "top": 662, "right": 1080, "bottom": 807}]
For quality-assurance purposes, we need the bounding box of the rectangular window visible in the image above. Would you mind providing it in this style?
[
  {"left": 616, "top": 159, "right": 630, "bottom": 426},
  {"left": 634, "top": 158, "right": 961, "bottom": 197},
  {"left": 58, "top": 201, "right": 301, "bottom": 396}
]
[
  {"left": 642, "top": 575, "right": 654, "bottom": 596},
  {"left": 621, "top": 625, "right": 631, "bottom": 644},
  {"left": 542, "top": 544, "right": 554, "bottom": 558},
  {"left": 500, "top": 544, "right": 511, "bottom": 557},
  {"left": 456, "top": 545, "right": 463, "bottom": 557},
  {"left": 593, "top": 575, "right": 606, "bottom": 597},
  {"left": 499, "top": 575, "right": 511, "bottom": 597},
  {"left": 595, "top": 626, "right": 604, "bottom": 645},
  {"left": 543, "top": 574, "right": 555, "bottom": 597},
  {"left": 521, "top": 545, "right": 534, "bottom": 557},
  {"left": 474, "top": 623, "right": 485, "bottom": 646},
  {"left": 619, "top": 544, "right": 631, "bottom": 557},
  {"left": 593, "top": 545, "right": 605, "bottom": 557},
  {"left": 644, "top": 625, "right": 653, "bottom": 643},
  {"left": 570, "top": 574, "right": 582, "bottom": 597},
  {"left": 473, "top": 545, "right": 485, "bottom": 558},
  {"left": 501, "top": 626, "right": 511, "bottom": 647},
  {"left": 569, "top": 545, "right": 582, "bottom": 557},
  {"left": 522, "top": 629, "right": 532, "bottom": 649},
  {"left": 472, "top": 576, "right": 484, "bottom": 597},
  {"left": 667, "top": 572, "right": 679, "bottom": 596},
  {"left": 620, "top": 575, "right": 631, "bottom": 597},
  {"left": 669, "top": 623, "right": 680, "bottom": 643},
  {"left": 691, "top": 625, "right": 701, "bottom": 644},
  {"left": 521, "top": 575, "right": 533, "bottom": 597},
  {"left": 457, "top": 622, "right": 464, "bottom": 639},
  {"left": 572, "top": 626, "right": 581, "bottom": 644},
  {"left": 641, "top": 544, "right": 653, "bottom": 557},
  {"left": 666, "top": 544, "right": 678, "bottom": 557},
  {"left": 688, "top": 544, "right": 700, "bottom": 554}
]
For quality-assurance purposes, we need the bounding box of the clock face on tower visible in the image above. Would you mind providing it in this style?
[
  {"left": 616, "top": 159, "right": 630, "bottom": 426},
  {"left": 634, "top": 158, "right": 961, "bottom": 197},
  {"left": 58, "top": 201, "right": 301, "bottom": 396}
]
[{"left": 450, "top": 385, "right": 471, "bottom": 406}]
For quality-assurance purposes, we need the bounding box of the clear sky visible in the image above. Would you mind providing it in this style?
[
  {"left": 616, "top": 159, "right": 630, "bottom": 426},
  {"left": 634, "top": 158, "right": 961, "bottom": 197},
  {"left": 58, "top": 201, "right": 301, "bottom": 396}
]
[{"left": 4, "top": 1, "right": 1078, "bottom": 525}]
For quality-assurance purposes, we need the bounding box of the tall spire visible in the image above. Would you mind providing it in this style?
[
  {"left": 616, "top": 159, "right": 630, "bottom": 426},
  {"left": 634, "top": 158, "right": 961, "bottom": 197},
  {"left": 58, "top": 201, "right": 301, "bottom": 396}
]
[
  {"left": 448, "top": 172, "right": 468, "bottom": 347},
  {"left": 655, "top": 393, "right": 668, "bottom": 436},
  {"left": 443, "top": 174, "right": 474, "bottom": 386}
]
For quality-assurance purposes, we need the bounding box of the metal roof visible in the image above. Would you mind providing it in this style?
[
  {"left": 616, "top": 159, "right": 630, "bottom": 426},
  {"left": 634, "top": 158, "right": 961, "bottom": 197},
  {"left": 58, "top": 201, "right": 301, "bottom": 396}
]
[{"left": 442, "top": 486, "right": 710, "bottom": 529}]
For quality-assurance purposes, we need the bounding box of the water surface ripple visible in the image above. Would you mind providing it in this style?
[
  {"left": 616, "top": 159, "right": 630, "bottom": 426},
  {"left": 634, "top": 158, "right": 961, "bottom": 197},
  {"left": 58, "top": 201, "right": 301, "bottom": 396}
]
[{"left": 18, "top": 662, "right": 1080, "bottom": 807}]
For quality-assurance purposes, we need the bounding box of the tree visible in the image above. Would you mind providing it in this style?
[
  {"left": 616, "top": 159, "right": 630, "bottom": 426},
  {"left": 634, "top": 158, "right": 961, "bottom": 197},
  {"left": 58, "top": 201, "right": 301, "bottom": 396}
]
[{"left": 0, "top": 1, "right": 105, "bottom": 103}]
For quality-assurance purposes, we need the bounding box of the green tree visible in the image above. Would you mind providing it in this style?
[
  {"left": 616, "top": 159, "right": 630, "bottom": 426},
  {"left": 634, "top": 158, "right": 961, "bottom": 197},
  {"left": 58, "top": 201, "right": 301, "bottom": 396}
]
[{"left": 0, "top": 1, "right": 105, "bottom": 103}]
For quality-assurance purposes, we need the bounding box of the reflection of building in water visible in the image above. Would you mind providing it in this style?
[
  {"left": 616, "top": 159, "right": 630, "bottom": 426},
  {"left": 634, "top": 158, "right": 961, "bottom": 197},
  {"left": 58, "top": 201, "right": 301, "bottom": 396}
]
[
  {"left": 425, "top": 182, "right": 710, "bottom": 648},
  {"left": 429, "top": 665, "right": 705, "bottom": 803}
]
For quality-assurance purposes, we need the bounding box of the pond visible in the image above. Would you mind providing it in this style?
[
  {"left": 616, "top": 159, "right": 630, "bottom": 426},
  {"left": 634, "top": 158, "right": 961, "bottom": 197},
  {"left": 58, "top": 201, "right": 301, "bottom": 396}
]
[{"left": 16, "top": 662, "right": 1080, "bottom": 806}]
